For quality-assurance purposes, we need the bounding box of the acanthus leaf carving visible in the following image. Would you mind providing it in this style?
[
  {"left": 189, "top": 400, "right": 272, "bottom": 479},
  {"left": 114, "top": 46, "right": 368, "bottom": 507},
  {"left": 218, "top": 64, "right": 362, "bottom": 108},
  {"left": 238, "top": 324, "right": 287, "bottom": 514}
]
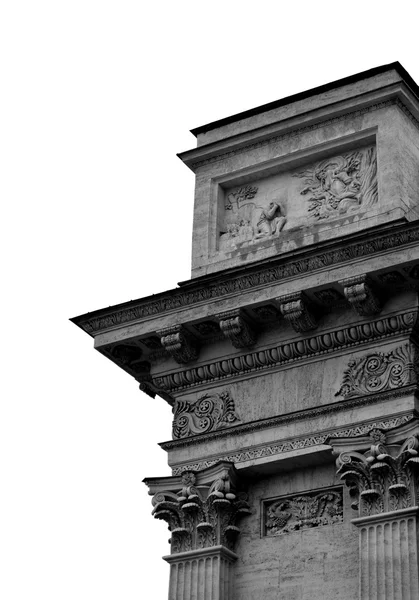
[
  {"left": 277, "top": 291, "right": 317, "bottom": 332},
  {"left": 340, "top": 274, "right": 381, "bottom": 316},
  {"left": 337, "top": 435, "right": 419, "bottom": 516},
  {"left": 335, "top": 343, "right": 417, "bottom": 399},
  {"left": 217, "top": 309, "right": 257, "bottom": 348},
  {"left": 172, "top": 391, "right": 240, "bottom": 439},
  {"left": 158, "top": 325, "right": 198, "bottom": 364}
]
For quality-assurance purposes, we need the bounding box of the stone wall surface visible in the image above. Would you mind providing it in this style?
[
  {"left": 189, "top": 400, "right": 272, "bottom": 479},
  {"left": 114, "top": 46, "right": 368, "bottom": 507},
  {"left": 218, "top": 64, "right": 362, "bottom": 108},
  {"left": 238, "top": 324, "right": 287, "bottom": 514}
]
[{"left": 234, "top": 465, "right": 358, "bottom": 600}]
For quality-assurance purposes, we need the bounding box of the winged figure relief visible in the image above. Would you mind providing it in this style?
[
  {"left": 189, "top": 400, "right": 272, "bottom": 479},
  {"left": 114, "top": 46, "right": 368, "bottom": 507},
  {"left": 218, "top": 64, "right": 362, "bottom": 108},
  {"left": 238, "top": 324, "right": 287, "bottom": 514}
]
[{"left": 294, "top": 148, "right": 377, "bottom": 221}]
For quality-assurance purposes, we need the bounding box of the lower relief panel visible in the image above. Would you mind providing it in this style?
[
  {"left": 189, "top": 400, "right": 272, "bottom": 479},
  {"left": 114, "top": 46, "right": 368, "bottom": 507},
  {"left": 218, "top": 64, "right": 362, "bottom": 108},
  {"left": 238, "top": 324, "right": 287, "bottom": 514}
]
[{"left": 234, "top": 463, "right": 359, "bottom": 600}]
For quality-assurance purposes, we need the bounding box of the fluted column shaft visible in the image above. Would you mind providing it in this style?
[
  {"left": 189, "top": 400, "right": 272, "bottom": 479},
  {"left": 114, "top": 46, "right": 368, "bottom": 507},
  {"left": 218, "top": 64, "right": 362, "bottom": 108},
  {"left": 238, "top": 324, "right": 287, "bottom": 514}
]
[
  {"left": 164, "top": 546, "right": 237, "bottom": 600},
  {"left": 353, "top": 508, "right": 419, "bottom": 600}
]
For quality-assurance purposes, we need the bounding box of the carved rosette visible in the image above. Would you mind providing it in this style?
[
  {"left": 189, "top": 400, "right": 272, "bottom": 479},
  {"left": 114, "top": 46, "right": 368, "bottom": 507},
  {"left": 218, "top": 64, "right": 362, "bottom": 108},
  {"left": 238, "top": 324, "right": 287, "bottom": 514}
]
[
  {"left": 217, "top": 309, "right": 257, "bottom": 348},
  {"left": 335, "top": 344, "right": 417, "bottom": 399},
  {"left": 151, "top": 471, "right": 251, "bottom": 554},
  {"left": 158, "top": 325, "right": 198, "bottom": 364},
  {"left": 277, "top": 291, "right": 317, "bottom": 332},
  {"left": 172, "top": 391, "right": 239, "bottom": 439},
  {"left": 265, "top": 488, "right": 343, "bottom": 536},
  {"left": 340, "top": 274, "right": 381, "bottom": 316},
  {"left": 337, "top": 436, "right": 419, "bottom": 516}
]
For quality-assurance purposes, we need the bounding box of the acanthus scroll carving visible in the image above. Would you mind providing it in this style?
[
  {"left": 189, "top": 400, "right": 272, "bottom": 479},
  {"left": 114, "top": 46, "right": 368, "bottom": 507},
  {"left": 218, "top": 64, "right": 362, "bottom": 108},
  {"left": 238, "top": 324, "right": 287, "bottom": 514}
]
[
  {"left": 172, "top": 391, "right": 240, "bottom": 439},
  {"left": 151, "top": 470, "right": 251, "bottom": 554},
  {"left": 337, "top": 435, "right": 419, "bottom": 516},
  {"left": 335, "top": 344, "right": 417, "bottom": 399},
  {"left": 294, "top": 147, "right": 377, "bottom": 221},
  {"left": 265, "top": 488, "right": 343, "bottom": 535}
]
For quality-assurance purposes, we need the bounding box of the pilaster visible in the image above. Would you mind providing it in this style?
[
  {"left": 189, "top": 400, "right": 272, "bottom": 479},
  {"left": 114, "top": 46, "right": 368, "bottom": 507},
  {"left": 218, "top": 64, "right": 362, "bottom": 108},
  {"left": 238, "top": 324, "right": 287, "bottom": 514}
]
[
  {"left": 335, "top": 434, "right": 419, "bottom": 599},
  {"left": 144, "top": 463, "right": 250, "bottom": 600},
  {"left": 164, "top": 546, "right": 237, "bottom": 600},
  {"left": 353, "top": 508, "right": 419, "bottom": 600}
]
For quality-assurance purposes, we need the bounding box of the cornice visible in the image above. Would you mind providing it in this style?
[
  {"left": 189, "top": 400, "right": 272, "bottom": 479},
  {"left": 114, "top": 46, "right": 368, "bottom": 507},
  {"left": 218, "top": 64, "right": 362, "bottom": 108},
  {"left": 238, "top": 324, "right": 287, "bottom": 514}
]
[
  {"left": 189, "top": 63, "right": 419, "bottom": 138},
  {"left": 152, "top": 311, "right": 418, "bottom": 394},
  {"left": 189, "top": 99, "right": 393, "bottom": 170},
  {"left": 170, "top": 411, "right": 416, "bottom": 476},
  {"left": 72, "top": 222, "right": 419, "bottom": 337},
  {"left": 181, "top": 95, "right": 419, "bottom": 172}
]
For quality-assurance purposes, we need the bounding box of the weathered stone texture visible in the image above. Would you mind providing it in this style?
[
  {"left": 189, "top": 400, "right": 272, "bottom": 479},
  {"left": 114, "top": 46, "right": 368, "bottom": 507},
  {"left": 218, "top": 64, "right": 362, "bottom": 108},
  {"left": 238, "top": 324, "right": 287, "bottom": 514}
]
[{"left": 234, "top": 465, "right": 358, "bottom": 600}]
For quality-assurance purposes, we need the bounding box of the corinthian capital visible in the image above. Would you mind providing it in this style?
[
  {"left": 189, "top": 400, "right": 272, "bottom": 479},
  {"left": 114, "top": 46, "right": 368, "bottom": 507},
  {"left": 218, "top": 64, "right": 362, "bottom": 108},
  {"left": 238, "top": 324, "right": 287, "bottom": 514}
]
[
  {"left": 336, "top": 435, "right": 419, "bottom": 517},
  {"left": 144, "top": 462, "right": 251, "bottom": 555}
]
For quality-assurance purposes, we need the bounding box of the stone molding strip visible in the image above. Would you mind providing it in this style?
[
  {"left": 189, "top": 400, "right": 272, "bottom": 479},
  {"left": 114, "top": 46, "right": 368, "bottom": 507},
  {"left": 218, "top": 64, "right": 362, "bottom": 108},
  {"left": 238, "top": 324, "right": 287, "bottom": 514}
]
[
  {"left": 161, "top": 387, "right": 417, "bottom": 452},
  {"left": 170, "top": 412, "right": 415, "bottom": 475},
  {"left": 189, "top": 97, "right": 419, "bottom": 170},
  {"left": 73, "top": 224, "right": 419, "bottom": 335},
  {"left": 153, "top": 311, "right": 417, "bottom": 394}
]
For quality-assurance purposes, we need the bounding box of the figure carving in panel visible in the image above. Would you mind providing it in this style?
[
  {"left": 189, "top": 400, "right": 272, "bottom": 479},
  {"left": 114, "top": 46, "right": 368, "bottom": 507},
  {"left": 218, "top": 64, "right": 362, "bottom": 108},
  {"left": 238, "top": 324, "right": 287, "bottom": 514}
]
[
  {"left": 294, "top": 147, "right": 377, "bottom": 220},
  {"left": 220, "top": 185, "right": 286, "bottom": 247}
]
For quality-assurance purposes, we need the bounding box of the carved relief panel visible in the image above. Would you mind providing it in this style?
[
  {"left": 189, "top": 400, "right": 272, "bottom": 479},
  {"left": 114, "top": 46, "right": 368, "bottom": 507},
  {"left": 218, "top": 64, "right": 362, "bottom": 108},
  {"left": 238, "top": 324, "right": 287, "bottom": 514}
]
[
  {"left": 263, "top": 487, "right": 343, "bottom": 536},
  {"left": 218, "top": 145, "right": 377, "bottom": 251}
]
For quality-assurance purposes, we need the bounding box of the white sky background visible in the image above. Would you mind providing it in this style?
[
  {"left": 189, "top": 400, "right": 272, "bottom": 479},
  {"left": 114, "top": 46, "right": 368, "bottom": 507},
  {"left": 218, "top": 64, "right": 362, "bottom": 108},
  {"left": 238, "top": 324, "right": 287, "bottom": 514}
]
[{"left": 1, "top": 1, "right": 419, "bottom": 598}]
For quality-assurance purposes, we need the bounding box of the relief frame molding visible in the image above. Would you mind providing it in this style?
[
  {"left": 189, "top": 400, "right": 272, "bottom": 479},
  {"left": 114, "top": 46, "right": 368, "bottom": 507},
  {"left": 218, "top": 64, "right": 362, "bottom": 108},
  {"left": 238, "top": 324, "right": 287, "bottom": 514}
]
[{"left": 210, "top": 130, "right": 377, "bottom": 257}]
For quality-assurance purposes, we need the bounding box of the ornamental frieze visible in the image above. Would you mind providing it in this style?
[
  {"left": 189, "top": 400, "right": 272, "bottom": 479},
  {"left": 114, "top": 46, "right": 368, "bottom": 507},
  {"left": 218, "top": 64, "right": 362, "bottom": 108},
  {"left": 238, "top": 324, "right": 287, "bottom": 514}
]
[
  {"left": 172, "top": 391, "right": 240, "bottom": 439},
  {"left": 264, "top": 488, "right": 343, "bottom": 535},
  {"left": 335, "top": 343, "right": 418, "bottom": 399},
  {"left": 171, "top": 414, "right": 414, "bottom": 476}
]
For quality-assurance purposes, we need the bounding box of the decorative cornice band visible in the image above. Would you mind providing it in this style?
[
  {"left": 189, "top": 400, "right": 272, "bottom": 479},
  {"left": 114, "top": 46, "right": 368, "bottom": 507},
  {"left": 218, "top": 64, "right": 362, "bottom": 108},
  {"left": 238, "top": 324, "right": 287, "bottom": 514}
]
[
  {"left": 77, "top": 224, "right": 419, "bottom": 335},
  {"left": 170, "top": 412, "right": 415, "bottom": 475},
  {"left": 153, "top": 311, "right": 417, "bottom": 393},
  {"left": 162, "top": 388, "right": 416, "bottom": 451},
  {"left": 190, "top": 98, "right": 419, "bottom": 170}
]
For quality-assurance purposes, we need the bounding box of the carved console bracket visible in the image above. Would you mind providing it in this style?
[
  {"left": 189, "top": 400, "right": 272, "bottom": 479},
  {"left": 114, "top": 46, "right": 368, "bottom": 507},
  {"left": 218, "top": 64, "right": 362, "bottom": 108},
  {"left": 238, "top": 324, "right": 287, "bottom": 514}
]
[
  {"left": 340, "top": 274, "right": 381, "bottom": 316},
  {"left": 217, "top": 309, "right": 257, "bottom": 348},
  {"left": 277, "top": 291, "right": 317, "bottom": 332},
  {"left": 158, "top": 325, "right": 199, "bottom": 364}
]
